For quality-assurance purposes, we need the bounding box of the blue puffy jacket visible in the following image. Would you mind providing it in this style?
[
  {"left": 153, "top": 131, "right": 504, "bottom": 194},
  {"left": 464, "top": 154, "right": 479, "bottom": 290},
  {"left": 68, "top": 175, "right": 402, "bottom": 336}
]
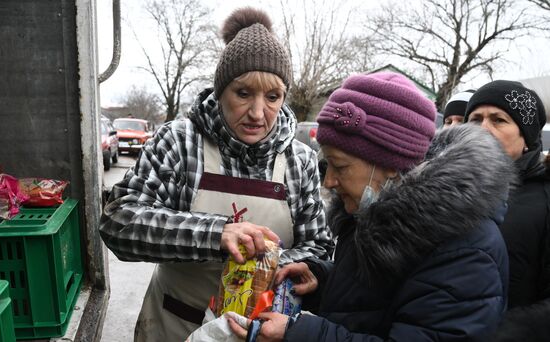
[{"left": 286, "top": 126, "right": 513, "bottom": 341}]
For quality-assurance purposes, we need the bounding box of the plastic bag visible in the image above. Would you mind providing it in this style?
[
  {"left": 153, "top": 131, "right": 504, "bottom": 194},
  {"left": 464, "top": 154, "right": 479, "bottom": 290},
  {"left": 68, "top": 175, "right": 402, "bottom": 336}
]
[
  {"left": 0, "top": 174, "right": 29, "bottom": 220},
  {"left": 18, "top": 178, "right": 68, "bottom": 207},
  {"left": 217, "top": 240, "right": 280, "bottom": 317},
  {"left": 185, "top": 311, "right": 247, "bottom": 342}
]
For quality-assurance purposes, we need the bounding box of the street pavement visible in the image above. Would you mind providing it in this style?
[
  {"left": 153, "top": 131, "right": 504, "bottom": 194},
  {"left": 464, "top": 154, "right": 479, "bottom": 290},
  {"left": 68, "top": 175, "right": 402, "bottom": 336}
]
[{"left": 101, "top": 155, "right": 155, "bottom": 342}]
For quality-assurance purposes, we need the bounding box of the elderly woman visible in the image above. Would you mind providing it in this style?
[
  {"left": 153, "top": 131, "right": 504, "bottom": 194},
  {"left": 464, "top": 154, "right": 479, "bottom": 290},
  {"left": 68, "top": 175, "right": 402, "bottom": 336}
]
[
  {"left": 99, "top": 7, "right": 334, "bottom": 341},
  {"left": 229, "top": 72, "right": 514, "bottom": 341},
  {"left": 464, "top": 80, "right": 550, "bottom": 341}
]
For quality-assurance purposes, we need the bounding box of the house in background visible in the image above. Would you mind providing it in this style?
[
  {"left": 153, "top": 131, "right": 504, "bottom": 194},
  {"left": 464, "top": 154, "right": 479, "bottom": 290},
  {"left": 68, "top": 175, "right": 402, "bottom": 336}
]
[
  {"left": 101, "top": 106, "right": 132, "bottom": 120},
  {"left": 369, "top": 64, "right": 437, "bottom": 101},
  {"left": 306, "top": 64, "right": 441, "bottom": 125}
]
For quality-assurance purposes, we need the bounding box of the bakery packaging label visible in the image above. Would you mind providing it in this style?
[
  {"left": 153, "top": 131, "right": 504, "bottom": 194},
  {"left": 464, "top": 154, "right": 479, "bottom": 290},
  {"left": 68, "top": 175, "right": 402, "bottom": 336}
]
[
  {"left": 220, "top": 249, "right": 257, "bottom": 315},
  {"left": 217, "top": 240, "right": 280, "bottom": 317}
]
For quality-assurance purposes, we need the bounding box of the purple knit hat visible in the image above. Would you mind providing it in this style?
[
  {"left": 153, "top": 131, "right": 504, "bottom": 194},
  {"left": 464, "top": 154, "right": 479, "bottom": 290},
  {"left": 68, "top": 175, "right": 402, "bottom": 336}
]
[{"left": 316, "top": 72, "right": 436, "bottom": 171}]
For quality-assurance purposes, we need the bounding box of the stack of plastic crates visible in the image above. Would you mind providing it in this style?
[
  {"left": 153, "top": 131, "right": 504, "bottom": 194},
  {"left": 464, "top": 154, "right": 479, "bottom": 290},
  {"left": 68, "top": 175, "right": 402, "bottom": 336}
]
[
  {"left": 0, "top": 280, "right": 15, "bottom": 342},
  {"left": 0, "top": 199, "right": 83, "bottom": 339}
]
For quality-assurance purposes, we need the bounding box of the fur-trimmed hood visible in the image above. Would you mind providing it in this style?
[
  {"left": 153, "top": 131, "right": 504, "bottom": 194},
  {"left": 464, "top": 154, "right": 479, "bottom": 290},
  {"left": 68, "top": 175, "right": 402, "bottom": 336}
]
[{"left": 328, "top": 124, "right": 517, "bottom": 282}]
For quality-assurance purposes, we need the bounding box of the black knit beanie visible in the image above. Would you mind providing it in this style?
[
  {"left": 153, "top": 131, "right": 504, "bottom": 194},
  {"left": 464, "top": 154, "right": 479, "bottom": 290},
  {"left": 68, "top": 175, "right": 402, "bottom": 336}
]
[
  {"left": 465, "top": 80, "right": 547, "bottom": 150},
  {"left": 214, "top": 7, "right": 292, "bottom": 99},
  {"left": 443, "top": 89, "right": 475, "bottom": 120}
]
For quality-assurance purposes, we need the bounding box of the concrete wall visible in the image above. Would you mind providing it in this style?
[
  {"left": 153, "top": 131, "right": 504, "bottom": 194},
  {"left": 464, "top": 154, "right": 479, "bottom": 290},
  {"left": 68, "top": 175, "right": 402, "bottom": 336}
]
[
  {"left": 0, "top": 1, "right": 84, "bottom": 197},
  {"left": 0, "top": 1, "right": 109, "bottom": 339}
]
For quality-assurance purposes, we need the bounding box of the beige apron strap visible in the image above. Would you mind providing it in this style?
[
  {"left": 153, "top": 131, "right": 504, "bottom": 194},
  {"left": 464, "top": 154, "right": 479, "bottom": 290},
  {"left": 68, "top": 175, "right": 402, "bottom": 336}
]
[
  {"left": 202, "top": 137, "right": 222, "bottom": 174},
  {"left": 271, "top": 152, "right": 287, "bottom": 183}
]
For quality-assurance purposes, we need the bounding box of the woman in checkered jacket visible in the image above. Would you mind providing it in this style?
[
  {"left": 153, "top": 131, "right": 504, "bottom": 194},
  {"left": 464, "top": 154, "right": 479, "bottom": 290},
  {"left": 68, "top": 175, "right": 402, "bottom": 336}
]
[{"left": 98, "top": 7, "right": 333, "bottom": 341}]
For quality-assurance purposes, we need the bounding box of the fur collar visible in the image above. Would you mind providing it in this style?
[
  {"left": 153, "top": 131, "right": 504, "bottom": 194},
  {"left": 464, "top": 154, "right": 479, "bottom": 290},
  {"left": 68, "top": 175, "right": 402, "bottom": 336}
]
[{"left": 328, "top": 124, "right": 516, "bottom": 283}]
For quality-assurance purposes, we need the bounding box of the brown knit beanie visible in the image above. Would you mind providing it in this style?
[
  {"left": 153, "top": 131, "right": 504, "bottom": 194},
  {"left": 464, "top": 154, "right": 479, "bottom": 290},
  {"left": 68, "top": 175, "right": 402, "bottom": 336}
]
[{"left": 214, "top": 7, "right": 293, "bottom": 99}]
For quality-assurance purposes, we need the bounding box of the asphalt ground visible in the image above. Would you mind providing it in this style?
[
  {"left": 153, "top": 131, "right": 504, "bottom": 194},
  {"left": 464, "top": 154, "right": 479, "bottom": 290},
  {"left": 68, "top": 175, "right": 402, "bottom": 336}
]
[{"left": 101, "top": 154, "right": 155, "bottom": 341}]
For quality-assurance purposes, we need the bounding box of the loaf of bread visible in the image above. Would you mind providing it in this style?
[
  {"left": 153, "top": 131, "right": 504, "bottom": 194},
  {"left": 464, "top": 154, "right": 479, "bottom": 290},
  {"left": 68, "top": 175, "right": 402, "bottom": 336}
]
[
  {"left": 217, "top": 240, "right": 279, "bottom": 317},
  {"left": 244, "top": 242, "right": 279, "bottom": 316}
]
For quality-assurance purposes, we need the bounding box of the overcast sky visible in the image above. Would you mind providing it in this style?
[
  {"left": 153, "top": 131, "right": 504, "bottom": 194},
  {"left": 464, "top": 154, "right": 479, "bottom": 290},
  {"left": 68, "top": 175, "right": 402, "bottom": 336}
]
[{"left": 96, "top": 0, "right": 550, "bottom": 108}]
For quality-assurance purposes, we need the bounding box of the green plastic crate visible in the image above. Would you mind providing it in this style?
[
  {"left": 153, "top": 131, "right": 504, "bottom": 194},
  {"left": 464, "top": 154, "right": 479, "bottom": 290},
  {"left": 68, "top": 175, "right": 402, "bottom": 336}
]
[
  {"left": 0, "top": 199, "right": 83, "bottom": 339},
  {"left": 0, "top": 280, "right": 15, "bottom": 342}
]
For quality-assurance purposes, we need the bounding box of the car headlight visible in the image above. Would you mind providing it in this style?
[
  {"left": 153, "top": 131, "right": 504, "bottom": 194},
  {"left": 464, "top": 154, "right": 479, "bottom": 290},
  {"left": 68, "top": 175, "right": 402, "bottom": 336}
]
[{"left": 132, "top": 139, "right": 139, "bottom": 144}]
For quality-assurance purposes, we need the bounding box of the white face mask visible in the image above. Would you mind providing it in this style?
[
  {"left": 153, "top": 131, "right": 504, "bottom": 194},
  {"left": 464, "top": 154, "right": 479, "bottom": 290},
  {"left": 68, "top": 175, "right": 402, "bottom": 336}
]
[{"left": 358, "top": 166, "right": 393, "bottom": 211}]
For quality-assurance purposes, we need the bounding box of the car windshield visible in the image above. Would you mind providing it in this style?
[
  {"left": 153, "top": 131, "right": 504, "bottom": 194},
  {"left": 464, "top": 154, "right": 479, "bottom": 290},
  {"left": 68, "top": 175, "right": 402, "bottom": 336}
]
[{"left": 113, "top": 120, "right": 146, "bottom": 131}]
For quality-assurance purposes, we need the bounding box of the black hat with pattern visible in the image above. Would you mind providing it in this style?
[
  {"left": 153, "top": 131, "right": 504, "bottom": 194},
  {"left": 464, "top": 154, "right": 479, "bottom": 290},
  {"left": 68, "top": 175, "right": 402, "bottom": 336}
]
[{"left": 465, "top": 80, "right": 546, "bottom": 150}]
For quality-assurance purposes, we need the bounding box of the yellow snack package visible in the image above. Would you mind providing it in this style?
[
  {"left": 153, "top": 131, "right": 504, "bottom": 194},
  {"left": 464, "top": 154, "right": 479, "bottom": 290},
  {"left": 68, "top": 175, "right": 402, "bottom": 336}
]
[{"left": 217, "top": 240, "right": 279, "bottom": 317}]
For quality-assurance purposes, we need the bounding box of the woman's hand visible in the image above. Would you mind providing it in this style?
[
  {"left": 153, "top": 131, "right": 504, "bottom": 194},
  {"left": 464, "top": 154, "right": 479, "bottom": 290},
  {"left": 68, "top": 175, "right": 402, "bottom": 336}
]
[
  {"left": 221, "top": 222, "right": 280, "bottom": 264},
  {"left": 275, "top": 262, "right": 318, "bottom": 295},
  {"left": 227, "top": 315, "right": 248, "bottom": 339},
  {"left": 255, "top": 312, "right": 289, "bottom": 341},
  {"left": 227, "top": 312, "right": 289, "bottom": 342}
]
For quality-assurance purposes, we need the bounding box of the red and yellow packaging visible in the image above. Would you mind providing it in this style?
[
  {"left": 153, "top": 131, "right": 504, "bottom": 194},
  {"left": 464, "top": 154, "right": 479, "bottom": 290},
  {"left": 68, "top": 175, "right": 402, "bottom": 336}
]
[{"left": 216, "top": 240, "right": 279, "bottom": 317}]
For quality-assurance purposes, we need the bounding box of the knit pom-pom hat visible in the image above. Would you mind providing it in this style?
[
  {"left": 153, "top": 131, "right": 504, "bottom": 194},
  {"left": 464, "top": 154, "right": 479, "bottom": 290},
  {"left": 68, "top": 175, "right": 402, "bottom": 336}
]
[{"left": 214, "top": 7, "right": 292, "bottom": 99}]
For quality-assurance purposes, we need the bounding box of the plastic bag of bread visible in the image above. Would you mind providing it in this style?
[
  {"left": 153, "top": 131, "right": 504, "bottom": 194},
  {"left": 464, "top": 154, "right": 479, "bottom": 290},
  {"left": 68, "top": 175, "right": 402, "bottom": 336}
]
[
  {"left": 216, "top": 239, "right": 280, "bottom": 317},
  {"left": 18, "top": 178, "right": 68, "bottom": 207}
]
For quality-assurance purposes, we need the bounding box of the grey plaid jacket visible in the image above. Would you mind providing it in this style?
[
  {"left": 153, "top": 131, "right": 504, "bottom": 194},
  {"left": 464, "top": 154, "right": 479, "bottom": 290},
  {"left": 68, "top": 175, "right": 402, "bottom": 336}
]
[{"left": 99, "top": 89, "right": 334, "bottom": 265}]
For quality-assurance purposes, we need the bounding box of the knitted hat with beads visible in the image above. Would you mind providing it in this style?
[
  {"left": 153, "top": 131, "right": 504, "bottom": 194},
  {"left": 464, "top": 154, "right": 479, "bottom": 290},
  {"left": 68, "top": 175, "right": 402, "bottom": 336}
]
[{"left": 316, "top": 72, "right": 436, "bottom": 171}]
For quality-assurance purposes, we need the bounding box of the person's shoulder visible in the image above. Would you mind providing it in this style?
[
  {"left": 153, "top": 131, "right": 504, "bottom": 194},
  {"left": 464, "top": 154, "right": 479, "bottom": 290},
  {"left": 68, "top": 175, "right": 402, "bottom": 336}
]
[
  {"left": 288, "top": 138, "right": 317, "bottom": 161},
  {"left": 437, "top": 217, "right": 505, "bottom": 255},
  {"left": 520, "top": 171, "right": 550, "bottom": 198},
  {"left": 167, "top": 117, "right": 194, "bottom": 130},
  {"left": 155, "top": 118, "right": 198, "bottom": 138},
  {"left": 428, "top": 222, "right": 508, "bottom": 290},
  {"left": 411, "top": 220, "right": 507, "bottom": 291}
]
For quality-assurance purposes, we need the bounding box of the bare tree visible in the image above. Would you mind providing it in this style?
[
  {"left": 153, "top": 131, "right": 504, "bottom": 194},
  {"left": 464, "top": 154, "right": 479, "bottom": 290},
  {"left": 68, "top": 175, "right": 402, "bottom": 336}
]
[
  {"left": 135, "top": 0, "right": 217, "bottom": 122},
  {"left": 527, "top": 0, "right": 550, "bottom": 10},
  {"left": 368, "top": 0, "right": 544, "bottom": 110},
  {"left": 278, "top": 0, "right": 377, "bottom": 122},
  {"left": 120, "top": 85, "right": 163, "bottom": 123}
]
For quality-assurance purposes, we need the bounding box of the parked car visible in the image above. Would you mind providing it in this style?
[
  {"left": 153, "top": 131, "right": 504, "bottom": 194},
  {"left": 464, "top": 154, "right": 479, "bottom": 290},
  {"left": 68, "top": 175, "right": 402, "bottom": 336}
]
[
  {"left": 295, "top": 121, "right": 320, "bottom": 151},
  {"left": 112, "top": 118, "right": 153, "bottom": 155},
  {"left": 101, "top": 119, "right": 119, "bottom": 171}
]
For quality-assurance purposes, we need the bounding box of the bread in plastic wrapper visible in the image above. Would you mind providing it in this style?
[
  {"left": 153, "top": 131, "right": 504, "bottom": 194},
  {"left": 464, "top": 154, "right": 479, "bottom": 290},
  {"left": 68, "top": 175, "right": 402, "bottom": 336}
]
[
  {"left": 18, "top": 178, "right": 68, "bottom": 207},
  {"left": 216, "top": 239, "right": 279, "bottom": 317}
]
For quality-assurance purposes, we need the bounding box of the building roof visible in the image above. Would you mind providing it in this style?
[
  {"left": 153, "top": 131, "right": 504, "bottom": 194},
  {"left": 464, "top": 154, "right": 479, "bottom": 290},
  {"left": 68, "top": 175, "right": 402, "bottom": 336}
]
[{"left": 368, "top": 64, "right": 437, "bottom": 100}]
